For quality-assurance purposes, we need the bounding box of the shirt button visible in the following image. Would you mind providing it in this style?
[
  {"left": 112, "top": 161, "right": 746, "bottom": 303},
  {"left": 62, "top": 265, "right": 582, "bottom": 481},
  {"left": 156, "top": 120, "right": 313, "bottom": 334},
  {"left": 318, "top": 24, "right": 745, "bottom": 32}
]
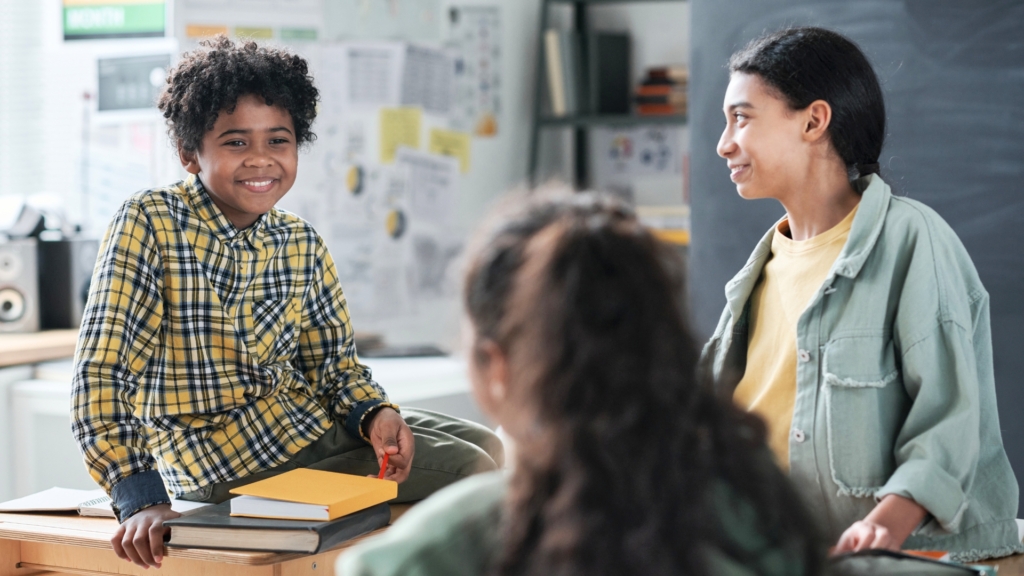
[
  {"left": 798, "top": 349, "right": 811, "bottom": 363},
  {"left": 793, "top": 428, "right": 807, "bottom": 443}
]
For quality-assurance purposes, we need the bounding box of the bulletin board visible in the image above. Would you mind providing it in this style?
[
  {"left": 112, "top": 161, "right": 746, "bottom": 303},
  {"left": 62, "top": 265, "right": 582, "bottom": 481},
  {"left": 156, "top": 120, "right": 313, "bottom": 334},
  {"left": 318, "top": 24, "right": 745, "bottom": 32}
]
[{"left": 172, "top": 0, "right": 504, "bottom": 347}]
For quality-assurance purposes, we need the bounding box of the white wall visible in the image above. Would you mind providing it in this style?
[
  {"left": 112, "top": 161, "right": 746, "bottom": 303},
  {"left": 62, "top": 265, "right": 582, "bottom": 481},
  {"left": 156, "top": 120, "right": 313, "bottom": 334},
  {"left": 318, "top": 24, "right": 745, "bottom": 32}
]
[
  {"left": 0, "top": 0, "right": 181, "bottom": 232},
  {"left": 0, "top": 0, "right": 688, "bottom": 349},
  {"left": 0, "top": 1, "right": 45, "bottom": 199}
]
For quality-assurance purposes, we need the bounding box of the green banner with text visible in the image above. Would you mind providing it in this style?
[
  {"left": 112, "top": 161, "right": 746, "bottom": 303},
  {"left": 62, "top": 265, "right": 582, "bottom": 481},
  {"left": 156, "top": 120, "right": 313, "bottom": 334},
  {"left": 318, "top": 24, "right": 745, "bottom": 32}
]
[{"left": 64, "top": 3, "right": 165, "bottom": 40}]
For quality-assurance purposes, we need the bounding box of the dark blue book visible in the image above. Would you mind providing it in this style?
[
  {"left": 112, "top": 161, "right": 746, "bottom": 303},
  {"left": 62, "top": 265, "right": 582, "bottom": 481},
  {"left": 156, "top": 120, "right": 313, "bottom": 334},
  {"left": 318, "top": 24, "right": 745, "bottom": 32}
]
[{"left": 165, "top": 500, "right": 391, "bottom": 554}]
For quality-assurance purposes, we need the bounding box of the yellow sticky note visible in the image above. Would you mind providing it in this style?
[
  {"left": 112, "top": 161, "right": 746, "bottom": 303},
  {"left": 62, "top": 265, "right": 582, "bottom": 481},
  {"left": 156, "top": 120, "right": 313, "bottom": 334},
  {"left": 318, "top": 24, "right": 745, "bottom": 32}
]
[
  {"left": 186, "top": 24, "right": 228, "bottom": 38},
  {"left": 428, "top": 128, "right": 472, "bottom": 173},
  {"left": 235, "top": 27, "right": 274, "bottom": 39},
  {"left": 379, "top": 107, "right": 422, "bottom": 164}
]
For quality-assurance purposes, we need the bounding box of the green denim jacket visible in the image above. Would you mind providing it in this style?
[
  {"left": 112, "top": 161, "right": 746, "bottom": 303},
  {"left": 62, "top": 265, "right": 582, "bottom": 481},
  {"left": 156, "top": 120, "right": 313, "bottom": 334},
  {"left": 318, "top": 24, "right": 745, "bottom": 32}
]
[{"left": 699, "top": 174, "right": 1023, "bottom": 562}]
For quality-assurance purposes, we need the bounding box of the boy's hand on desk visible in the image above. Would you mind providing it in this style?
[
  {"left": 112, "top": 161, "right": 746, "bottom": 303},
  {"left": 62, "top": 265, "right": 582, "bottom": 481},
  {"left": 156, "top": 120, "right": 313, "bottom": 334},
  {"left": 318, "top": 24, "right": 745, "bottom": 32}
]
[
  {"left": 366, "top": 407, "right": 415, "bottom": 483},
  {"left": 112, "top": 503, "right": 181, "bottom": 569}
]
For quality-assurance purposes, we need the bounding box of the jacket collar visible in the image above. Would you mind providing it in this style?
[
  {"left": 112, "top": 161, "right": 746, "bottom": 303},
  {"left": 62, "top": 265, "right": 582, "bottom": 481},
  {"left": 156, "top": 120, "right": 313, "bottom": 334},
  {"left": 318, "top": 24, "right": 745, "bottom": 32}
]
[{"left": 723, "top": 174, "right": 891, "bottom": 321}]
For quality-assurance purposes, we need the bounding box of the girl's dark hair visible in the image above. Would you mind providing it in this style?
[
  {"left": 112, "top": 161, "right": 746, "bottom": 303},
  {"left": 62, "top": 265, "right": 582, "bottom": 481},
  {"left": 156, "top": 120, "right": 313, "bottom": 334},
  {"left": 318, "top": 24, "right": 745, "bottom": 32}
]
[
  {"left": 464, "top": 190, "right": 823, "bottom": 576},
  {"left": 730, "top": 27, "right": 885, "bottom": 178},
  {"left": 158, "top": 35, "right": 319, "bottom": 153}
]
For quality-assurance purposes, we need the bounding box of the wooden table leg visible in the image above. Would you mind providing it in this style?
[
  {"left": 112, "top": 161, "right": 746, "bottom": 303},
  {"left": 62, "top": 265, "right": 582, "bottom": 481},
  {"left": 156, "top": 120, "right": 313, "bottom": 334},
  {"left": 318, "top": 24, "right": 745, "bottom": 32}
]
[{"left": 1, "top": 540, "right": 46, "bottom": 576}]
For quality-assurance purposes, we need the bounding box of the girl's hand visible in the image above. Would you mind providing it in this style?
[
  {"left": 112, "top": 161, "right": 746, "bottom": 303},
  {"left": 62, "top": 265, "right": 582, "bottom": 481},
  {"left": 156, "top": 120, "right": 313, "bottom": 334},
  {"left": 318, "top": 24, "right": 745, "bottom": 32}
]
[
  {"left": 834, "top": 519, "right": 900, "bottom": 553},
  {"left": 831, "top": 494, "right": 927, "bottom": 556}
]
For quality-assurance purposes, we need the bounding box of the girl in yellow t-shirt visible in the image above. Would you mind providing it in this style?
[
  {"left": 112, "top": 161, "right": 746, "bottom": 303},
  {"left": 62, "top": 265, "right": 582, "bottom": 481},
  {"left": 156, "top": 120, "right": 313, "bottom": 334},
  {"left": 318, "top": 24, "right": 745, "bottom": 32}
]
[{"left": 707, "top": 27, "right": 1022, "bottom": 561}]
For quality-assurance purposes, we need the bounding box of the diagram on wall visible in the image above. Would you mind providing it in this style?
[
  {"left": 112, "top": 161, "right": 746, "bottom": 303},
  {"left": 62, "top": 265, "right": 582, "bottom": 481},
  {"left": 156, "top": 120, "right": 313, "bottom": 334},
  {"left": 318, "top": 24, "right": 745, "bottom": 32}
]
[{"left": 446, "top": 5, "right": 501, "bottom": 137}]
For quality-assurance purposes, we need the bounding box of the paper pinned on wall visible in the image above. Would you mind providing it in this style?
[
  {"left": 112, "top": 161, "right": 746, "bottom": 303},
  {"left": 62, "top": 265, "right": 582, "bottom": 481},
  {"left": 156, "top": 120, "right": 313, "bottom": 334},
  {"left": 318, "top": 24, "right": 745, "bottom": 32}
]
[
  {"left": 396, "top": 147, "right": 458, "bottom": 227},
  {"left": 428, "top": 128, "right": 471, "bottom": 173},
  {"left": 401, "top": 44, "right": 454, "bottom": 115},
  {"left": 446, "top": 5, "right": 501, "bottom": 137},
  {"left": 379, "top": 107, "right": 422, "bottom": 163},
  {"left": 324, "top": 0, "right": 441, "bottom": 43},
  {"left": 347, "top": 43, "right": 404, "bottom": 109},
  {"left": 186, "top": 0, "right": 320, "bottom": 8},
  {"left": 592, "top": 126, "right": 683, "bottom": 181}
]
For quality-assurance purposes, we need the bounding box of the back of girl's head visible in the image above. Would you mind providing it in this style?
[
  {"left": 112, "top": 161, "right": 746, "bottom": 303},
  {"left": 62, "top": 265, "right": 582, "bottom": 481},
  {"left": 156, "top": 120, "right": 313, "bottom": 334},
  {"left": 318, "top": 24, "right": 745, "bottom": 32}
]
[
  {"left": 463, "top": 189, "right": 823, "bottom": 576},
  {"left": 730, "top": 27, "right": 885, "bottom": 177}
]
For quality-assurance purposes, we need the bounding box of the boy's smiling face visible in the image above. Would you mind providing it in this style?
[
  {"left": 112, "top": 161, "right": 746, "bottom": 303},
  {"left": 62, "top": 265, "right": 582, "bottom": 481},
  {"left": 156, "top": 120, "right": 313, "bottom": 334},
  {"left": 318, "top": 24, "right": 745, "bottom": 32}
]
[{"left": 179, "top": 94, "right": 298, "bottom": 229}]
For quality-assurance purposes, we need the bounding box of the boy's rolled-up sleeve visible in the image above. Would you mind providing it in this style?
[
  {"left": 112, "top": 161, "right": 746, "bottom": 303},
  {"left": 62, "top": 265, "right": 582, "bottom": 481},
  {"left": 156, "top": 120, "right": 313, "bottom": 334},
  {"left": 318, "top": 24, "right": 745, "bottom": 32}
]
[
  {"left": 296, "top": 240, "right": 399, "bottom": 443},
  {"left": 71, "top": 201, "right": 169, "bottom": 522}
]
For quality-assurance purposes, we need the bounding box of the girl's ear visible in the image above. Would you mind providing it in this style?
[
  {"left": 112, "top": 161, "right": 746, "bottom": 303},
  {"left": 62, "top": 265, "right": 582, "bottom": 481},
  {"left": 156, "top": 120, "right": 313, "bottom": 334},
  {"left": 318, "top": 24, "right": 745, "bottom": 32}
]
[
  {"left": 803, "top": 99, "right": 833, "bottom": 143},
  {"left": 178, "top": 144, "right": 201, "bottom": 174},
  {"left": 472, "top": 339, "right": 510, "bottom": 417}
]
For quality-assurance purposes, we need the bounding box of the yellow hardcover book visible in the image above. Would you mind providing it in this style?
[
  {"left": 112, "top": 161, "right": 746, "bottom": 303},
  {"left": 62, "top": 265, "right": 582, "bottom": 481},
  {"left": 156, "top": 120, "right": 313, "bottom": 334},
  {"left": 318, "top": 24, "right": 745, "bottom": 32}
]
[{"left": 228, "top": 468, "right": 397, "bottom": 521}]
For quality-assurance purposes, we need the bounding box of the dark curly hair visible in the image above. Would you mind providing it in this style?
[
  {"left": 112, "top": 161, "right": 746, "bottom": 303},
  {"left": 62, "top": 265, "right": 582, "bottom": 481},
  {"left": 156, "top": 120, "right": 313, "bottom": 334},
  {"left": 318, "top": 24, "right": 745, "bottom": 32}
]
[
  {"left": 464, "top": 190, "right": 824, "bottom": 576},
  {"left": 158, "top": 35, "right": 319, "bottom": 153}
]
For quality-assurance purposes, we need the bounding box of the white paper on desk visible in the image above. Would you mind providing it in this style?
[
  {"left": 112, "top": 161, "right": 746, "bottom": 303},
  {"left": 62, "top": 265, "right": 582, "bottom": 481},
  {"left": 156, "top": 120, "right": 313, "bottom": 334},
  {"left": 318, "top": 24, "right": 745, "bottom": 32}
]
[
  {"left": 0, "top": 487, "right": 105, "bottom": 513},
  {"left": 78, "top": 496, "right": 211, "bottom": 518},
  {"left": 0, "top": 487, "right": 210, "bottom": 517}
]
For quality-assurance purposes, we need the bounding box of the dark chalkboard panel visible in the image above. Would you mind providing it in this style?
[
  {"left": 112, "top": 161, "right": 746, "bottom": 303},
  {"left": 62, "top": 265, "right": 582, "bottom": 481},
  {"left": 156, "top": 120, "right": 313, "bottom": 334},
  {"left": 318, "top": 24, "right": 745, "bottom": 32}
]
[{"left": 689, "top": 1, "right": 1024, "bottom": 514}]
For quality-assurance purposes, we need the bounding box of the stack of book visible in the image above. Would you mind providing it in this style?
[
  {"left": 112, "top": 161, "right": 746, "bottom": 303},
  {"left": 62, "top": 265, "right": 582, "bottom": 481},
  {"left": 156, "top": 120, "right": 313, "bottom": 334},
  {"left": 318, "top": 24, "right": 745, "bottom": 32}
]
[
  {"left": 164, "top": 468, "right": 398, "bottom": 553},
  {"left": 635, "top": 66, "right": 688, "bottom": 116}
]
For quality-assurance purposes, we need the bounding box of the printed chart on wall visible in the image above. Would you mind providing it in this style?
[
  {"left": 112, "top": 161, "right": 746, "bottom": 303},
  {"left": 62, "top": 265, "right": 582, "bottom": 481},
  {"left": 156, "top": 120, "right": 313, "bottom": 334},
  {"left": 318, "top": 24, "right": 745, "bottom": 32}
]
[
  {"left": 592, "top": 126, "right": 683, "bottom": 182},
  {"left": 324, "top": 0, "right": 442, "bottom": 43},
  {"left": 307, "top": 43, "right": 467, "bottom": 323},
  {"left": 446, "top": 5, "right": 501, "bottom": 137},
  {"left": 298, "top": 148, "right": 462, "bottom": 322}
]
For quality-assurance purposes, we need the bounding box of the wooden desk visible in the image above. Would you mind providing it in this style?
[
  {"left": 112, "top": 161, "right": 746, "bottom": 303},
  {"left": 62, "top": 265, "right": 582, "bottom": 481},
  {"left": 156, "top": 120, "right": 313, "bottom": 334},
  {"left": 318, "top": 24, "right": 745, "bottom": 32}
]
[
  {"left": 0, "top": 506, "right": 409, "bottom": 576},
  {"left": 0, "top": 330, "right": 78, "bottom": 368},
  {"left": 980, "top": 553, "right": 1024, "bottom": 575}
]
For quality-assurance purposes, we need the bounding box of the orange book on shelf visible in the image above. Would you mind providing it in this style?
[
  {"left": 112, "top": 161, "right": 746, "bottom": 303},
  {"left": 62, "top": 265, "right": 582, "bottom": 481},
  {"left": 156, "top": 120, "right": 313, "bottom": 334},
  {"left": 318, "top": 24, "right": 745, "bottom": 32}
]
[
  {"left": 637, "top": 104, "right": 686, "bottom": 116},
  {"left": 636, "top": 84, "right": 684, "bottom": 97},
  {"left": 228, "top": 468, "right": 397, "bottom": 521}
]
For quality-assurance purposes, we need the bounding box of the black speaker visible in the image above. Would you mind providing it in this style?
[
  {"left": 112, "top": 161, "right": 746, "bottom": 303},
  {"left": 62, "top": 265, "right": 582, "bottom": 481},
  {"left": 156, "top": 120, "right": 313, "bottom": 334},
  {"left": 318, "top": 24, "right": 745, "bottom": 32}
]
[
  {"left": 0, "top": 239, "right": 40, "bottom": 333},
  {"left": 37, "top": 238, "right": 99, "bottom": 330}
]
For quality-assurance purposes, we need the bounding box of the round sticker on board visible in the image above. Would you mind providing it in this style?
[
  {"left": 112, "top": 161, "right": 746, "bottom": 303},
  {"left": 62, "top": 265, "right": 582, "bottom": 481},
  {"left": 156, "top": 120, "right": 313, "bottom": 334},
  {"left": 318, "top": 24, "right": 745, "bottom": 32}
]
[
  {"left": 385, "top": 209, "right": 406, "bottom": 240},
  {"left": 346, "top": 165, "right": 365, "bottom": 196}
]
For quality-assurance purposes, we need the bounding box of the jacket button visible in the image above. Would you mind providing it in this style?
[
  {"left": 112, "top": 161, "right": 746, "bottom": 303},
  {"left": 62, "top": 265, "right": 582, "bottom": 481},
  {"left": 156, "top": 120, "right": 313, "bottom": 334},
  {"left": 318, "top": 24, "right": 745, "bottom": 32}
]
[
  {"left": 798, "top": 349, "right": 811, "bottom": 363},
  {"left": 793, "top": 428, "right": 807, "bottom": 443}
]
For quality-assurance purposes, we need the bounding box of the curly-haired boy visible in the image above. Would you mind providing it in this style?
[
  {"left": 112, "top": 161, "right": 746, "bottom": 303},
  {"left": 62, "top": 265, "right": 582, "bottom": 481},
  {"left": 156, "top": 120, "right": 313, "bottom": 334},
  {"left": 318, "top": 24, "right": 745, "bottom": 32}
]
[{"left": 71, "top": 37, "right": 502, "bottom": 568}]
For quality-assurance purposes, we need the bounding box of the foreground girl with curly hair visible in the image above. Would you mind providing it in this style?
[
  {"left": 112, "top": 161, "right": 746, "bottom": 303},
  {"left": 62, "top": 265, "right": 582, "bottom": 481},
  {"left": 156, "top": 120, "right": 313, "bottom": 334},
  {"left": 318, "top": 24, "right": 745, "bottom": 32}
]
[{"left": 338, "top": 190, "right": 824, "bottom": 576}]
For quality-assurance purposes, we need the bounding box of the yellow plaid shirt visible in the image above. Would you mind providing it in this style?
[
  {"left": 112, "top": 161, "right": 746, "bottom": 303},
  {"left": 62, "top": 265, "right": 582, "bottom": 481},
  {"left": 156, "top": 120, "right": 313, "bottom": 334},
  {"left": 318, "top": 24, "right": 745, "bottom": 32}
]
[{"left": 72, "top": 175, "right": 395, "bottom": 518}]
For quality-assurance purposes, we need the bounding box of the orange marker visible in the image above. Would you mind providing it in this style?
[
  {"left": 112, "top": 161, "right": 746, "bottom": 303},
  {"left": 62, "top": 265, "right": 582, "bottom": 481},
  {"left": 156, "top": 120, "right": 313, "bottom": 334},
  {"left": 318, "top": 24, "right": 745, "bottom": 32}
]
[{"left": 377, "top": 453, "right": 389, "bottom": 479}]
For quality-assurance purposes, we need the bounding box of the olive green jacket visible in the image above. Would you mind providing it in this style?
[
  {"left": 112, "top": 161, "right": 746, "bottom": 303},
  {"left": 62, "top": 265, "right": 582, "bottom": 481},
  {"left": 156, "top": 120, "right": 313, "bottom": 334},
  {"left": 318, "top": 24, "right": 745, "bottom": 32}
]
[
  {"left": 336, "top": 471, "right": 811, "bottom": 576},
  {"left": 699, "top": 174, "right": 1023, "bottom": 562}
]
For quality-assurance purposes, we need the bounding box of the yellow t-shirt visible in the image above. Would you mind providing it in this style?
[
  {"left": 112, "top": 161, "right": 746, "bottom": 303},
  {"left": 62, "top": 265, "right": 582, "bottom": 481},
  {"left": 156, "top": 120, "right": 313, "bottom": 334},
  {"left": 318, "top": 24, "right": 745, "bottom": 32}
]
[{"left": 733, "top": 205, "right": 858, "bottom": 471}]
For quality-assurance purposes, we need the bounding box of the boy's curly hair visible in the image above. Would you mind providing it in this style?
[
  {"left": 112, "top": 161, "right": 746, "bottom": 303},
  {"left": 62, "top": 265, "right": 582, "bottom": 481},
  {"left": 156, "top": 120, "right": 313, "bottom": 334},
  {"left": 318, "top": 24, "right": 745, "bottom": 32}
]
[{"left": 158, "top": 35, "right": 319, "bottom": 153}]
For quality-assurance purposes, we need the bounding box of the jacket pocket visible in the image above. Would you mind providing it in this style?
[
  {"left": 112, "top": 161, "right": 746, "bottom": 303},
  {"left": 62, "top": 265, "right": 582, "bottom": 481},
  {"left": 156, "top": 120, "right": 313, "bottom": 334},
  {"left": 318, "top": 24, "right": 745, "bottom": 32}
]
[{"left": 823, "top": 335, "right": 905, "bottom": 497}]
